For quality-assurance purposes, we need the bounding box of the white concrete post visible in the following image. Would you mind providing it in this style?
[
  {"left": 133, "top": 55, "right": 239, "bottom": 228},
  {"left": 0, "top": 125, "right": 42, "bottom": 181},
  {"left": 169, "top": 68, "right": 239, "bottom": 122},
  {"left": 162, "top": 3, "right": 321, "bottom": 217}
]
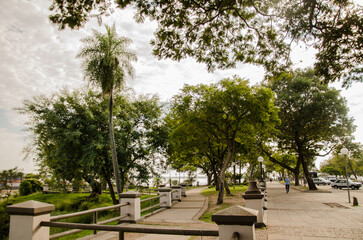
[
  {"left": 212, "top": 205, "right": 258, "bottom": 240},
  {"left": 180, "top": 184, "right": 187, "bottom": 197},
  {"left": 119, "top": 191, "right": 142, "bottom": 223},
  {"left": 158, "top": 187, "right": 172, "bottom": 208},
  {"left": 171, "top": 185, "right": 182, "bottom": 202},
  {"left": 242, "top": 180, "right": 266, "bottom": 228},
  {"left": 6, "top": 200, "right": 55, "bottom": 240}
]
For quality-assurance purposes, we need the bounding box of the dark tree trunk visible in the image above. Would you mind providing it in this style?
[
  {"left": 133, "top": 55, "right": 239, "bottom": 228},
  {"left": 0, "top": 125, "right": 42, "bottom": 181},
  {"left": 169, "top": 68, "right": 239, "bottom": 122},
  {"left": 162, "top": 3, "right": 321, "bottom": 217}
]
[
  {"left": 217, "top": 148, "right": 233, "bottom": 204},
  {"left": 103, "top": 169, "right": 117, "bottom": 204},
  {"left": 102, "top": 156, "right": 118, "bottom": 204},
  {"left": 301, "top": 157, "right": 317, "bottom": 190},
  {"left": 207, "top": 172, "right": 212, "bottom": 186},
  {"left": 224, "top": 180, "right": 231, "bottom": 195},
  {"left": 347, "top": 160, "right": 358, "bottom": 179}
]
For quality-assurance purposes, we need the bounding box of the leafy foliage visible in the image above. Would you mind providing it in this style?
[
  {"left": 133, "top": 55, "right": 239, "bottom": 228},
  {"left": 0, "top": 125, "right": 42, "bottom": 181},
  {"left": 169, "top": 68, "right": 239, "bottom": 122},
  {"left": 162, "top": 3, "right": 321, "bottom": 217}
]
[
  {"left": 19, "top": 179, "right": 43, "bottom": 196},
  {"left": 167, "top": 76, "right": 279, "bottom": 203},
  {"left": 0, "top": 167, "right": 23, "bottom": 203},
  {"left": 266, "top": 68, "right": 355, "bottom": 189},
  {"left": 49, "top": 0, "right": 363, "bottom": 85},
  {"left": 19, "top": 89, "right": 167, "bottom": 203},
  {"left": 77, "top": 24, "right": 137, "bottom": 200}
]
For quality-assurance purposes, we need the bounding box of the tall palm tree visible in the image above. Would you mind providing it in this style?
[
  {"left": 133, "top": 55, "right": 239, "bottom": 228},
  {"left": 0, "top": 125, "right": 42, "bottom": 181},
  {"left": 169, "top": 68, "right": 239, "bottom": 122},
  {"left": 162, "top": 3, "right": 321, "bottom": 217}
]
[{"left": 77, "top": 24, "right": 137, "bottom": 203}]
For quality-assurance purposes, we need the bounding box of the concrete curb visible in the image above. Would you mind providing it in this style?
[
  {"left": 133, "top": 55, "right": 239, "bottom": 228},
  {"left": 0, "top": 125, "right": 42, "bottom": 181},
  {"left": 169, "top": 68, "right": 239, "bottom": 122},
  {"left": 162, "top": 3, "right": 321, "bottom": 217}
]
[{"left": 192, "top": 193, "right": 209, "bottom": 222}]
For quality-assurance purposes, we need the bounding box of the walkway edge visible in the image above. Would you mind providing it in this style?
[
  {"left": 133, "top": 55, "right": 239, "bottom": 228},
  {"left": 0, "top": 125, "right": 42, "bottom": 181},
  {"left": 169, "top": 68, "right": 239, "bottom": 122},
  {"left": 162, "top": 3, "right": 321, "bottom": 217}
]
[{"left": 192, "top": 194, "right": 209, "bottom": 222}]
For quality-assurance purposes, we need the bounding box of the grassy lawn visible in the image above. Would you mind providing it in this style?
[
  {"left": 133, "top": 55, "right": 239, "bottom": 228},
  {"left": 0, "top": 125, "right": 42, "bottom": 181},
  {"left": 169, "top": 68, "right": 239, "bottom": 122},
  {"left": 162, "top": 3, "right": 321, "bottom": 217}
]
[
  {"left": 199, "top": 185, "right": 248, "bottom": 223},
  {"left": 1, "top": 192, "right": 161, "bottom": 240}
]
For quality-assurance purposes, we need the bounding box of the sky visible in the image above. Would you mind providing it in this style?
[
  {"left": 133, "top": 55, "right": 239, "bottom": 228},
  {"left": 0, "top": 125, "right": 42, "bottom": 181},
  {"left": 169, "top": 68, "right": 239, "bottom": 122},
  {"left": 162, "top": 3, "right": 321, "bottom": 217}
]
[{"left": 0, "top": 0, "right": 362, "bottom": 173}]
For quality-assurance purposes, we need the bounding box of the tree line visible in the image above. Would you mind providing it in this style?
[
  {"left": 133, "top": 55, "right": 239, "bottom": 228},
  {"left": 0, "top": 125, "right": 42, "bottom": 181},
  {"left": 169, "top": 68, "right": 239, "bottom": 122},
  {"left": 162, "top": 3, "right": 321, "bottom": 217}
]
[
  {"left": 19, "top": 67, "right": 356, "bottom": 204},
  {"left": 16, "top": 0, "right": 363, "bottom": 205}
]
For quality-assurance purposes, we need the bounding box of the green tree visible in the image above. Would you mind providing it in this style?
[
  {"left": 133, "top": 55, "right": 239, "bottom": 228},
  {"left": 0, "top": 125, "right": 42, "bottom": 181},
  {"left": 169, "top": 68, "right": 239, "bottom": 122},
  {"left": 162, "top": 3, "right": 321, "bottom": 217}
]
[
  {"left": 49, "top": 0, "right": 362, "bottom": 85},
  {"left": 19, "top": 89, "right": 165, "bottom": 204},
  {"left": 167, "top": 77, "right": 279, "bottom": 204},
  {"left": 267, "top": 68, "right": 355, "bottom": 190},
  {"left": 321, "top": 143, "right": 363, "bottom": 179},
  {"left": 0, "top": 167, "right": 23, "bottom": 203},
  {"left": 77, "top": 24, "right": 137, "bottom": 202}
]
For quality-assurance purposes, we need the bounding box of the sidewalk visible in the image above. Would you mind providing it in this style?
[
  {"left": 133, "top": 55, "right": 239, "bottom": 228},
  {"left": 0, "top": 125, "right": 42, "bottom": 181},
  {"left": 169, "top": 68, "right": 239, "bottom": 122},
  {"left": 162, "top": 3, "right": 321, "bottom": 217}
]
[
  {"left": 265, "top": 181, "right": 363, "bottom": 240},
  {"left": 81, "top": 182, "right": 363, "bottom": 240},
  {"left": 81, "top": 187, "right": 217, "bottom": 240}
]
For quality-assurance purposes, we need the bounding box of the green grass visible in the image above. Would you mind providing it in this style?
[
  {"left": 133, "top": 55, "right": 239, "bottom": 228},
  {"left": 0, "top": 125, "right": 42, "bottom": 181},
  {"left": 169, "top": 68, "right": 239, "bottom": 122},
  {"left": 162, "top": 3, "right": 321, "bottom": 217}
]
[
  {"left": 202, "top": 185, "right": 248, "bottom": 196},
  {"left": 199, "top": 202, "right": 232, "bottom": 223},
  {"left": 200, "top": 185, "right": 248, "bottom": 223},
  {"left": 1, "top": 192, "right": 162, "bottom": 240}
]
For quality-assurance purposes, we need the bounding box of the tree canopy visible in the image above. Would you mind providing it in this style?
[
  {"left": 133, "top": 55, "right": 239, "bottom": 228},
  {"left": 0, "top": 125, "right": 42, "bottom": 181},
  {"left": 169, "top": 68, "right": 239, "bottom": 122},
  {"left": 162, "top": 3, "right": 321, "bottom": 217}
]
[
  {"left": 77, "top": 24, "right": 137, "bottom": 201},
  {"left": 49, "top": 0, "right": 363, "bottom": 86},
  {"left": 19, "top": 89, "right": 166, "bottom": 204},
  {"left": 166, "top": 76, "right": 279, "bottom": 204},
  {"left": 265, "top": 68, "right": 355, "bottom": 189}
]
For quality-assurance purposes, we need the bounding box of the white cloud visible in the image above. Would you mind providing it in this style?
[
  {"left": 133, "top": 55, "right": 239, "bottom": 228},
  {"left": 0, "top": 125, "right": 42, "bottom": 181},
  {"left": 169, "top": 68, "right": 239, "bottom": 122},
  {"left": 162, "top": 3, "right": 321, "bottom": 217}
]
[
  {"left": 0, "top": 0, "right": 363, "bottom": 173},
  {"left": 0, "top": 128, "right": 34, "bottom": 172}
]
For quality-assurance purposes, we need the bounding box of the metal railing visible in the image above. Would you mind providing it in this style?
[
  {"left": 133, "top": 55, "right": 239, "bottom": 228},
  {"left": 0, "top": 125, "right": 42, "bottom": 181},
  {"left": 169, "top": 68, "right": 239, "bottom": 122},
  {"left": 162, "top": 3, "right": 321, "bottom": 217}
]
[
  {"left": 49, "top": 202, "right": 129, "bottom": 239},
  {"left": 140, "top": 195, "right": 166, "bottom": 218},
  {"left": 41, "top": 221, "right": 219, "bottom": 240}
]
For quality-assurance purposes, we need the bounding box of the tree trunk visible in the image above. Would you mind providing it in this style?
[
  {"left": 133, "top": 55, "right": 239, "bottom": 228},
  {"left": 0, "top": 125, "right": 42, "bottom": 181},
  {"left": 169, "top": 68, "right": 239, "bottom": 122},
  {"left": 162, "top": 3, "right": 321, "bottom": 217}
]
[
  {"left": 109, "top": 93, "right": 122, "bottom": 203},
  {"left": 347, "top": 160, "right": 358, "bottom": 179},
  {"left": 217, "top": 148, "right": 233, "bottom": 204},
  {"left": 301, "top": 157, "right": 317, "bottom": 190},
  {"left": 224, "top": 180, "right": 231, "bottom": 195},
  {"left": 207, "top": 173, "right": 212, "bottom": 186},
  {"left": 103, "top": 169, "right": 117, "bottom": 204},
  {"left": 294, "top": 171, "right": 300, "bottom": 186}
]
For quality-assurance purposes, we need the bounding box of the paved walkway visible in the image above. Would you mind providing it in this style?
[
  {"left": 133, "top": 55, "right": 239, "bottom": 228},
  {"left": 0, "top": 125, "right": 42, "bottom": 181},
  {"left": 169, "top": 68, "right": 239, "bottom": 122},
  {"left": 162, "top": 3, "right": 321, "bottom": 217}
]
[
  {"left": 81, "top": 187, "right": 215, "bottom": 240},
  {"left": 265, "top": 181, "right": 363, "bottom": 240},
  {"left": 80, "top": 182, "right": 363, "bottom": 240}
]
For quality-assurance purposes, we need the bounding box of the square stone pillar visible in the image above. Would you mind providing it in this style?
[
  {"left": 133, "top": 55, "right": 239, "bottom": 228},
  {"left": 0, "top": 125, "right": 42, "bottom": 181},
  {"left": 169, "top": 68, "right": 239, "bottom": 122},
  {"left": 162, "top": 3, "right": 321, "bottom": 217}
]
[
  {"left": 158, "top": 187, "right": 172, "bottom": 208},
  {"left": 180, "top": 184, "right": 187, "bottom": 197},
  {"left": 212, "top": 205, "right": 258, "bottom": 240},
  {"left": 119, "top": 191, "right": 142, "bottom": 223},
  {"left": 171, "top": 185, "right": 182, "bottom": 202},
  {"left": 242, "top": 180, "right": 265, "bottom": 228},
  {"left": 6, "top": 200, "right": 55, "bottom": 240}
]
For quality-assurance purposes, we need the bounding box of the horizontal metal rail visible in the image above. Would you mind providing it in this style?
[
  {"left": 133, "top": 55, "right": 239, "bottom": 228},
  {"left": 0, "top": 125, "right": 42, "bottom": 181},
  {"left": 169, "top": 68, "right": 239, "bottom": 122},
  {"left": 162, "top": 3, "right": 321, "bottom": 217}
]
[
  {"left": 50, "top": 203, "right": 129, "bottom": 221},
  {"left": 41, "top": 221, "right": 219, "bottom": 236},
  {"left": 141, "top": 203, "right": 162, "bottom": 213},
  {"left": 49, "top": 214, "right": 129, "bottom": 239},
  {"left": 140, "top": 195, "right": 160, "bottom": 203},
  {"left": 50, "top": 229, "right": 82, "bottom": 239},
  {"left": 140, "top": 207, "right": 166, "bottom": 219},
  {"left": 97, "top": 214, "right": 129, "bottom": 225}
]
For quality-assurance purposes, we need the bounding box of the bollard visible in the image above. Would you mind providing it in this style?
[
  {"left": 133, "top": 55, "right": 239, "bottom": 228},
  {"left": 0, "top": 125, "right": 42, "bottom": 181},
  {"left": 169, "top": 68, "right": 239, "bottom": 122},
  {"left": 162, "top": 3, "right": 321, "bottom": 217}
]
[
  {"left": 212, "top": 205, "right": 258, "bottom": 240},
  {"left": 159, "top": 187, "right": 172, "bottom": 208},
  {"left": 353, "top": 196, "right": 358, "bottom": 206},
  {"left": 171, "top": 185, "right": 182, "bottom": 202},
  {"left": 119, "top": 191, "right": 142, "bottom": 223},
  {"left": 242, "top": 180, "right": 265, "bottom": 228},
  {"left": 180, "top": 183, "right": 187, "bottom": 197},
  {"left": 6, "top": 200, "right": 54, "bottom": 240}
]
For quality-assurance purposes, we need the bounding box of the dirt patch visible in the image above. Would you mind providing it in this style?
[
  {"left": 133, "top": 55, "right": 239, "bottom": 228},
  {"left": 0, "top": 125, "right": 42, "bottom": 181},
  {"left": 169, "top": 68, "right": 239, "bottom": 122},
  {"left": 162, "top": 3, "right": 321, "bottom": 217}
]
[{"left": 323, "top": 202, "right": 350, "bottom": 209}]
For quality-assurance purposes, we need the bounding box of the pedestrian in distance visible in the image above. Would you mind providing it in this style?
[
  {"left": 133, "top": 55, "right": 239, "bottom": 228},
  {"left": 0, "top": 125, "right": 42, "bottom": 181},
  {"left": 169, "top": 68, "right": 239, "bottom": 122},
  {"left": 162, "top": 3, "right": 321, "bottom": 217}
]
[{"left": 285, "top": 177, "right": 290, "bottom": 193}]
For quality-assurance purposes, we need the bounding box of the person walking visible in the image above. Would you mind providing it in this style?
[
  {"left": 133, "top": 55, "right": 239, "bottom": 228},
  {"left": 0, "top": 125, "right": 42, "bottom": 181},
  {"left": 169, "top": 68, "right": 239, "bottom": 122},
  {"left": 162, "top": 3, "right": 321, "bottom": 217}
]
[{"left": 285, "top": 177, "right": 290, "bottom": 193}]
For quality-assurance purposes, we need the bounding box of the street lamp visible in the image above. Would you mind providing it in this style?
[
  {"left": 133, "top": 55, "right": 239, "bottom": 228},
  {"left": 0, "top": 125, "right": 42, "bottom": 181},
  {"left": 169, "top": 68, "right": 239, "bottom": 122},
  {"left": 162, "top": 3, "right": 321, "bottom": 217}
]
[
  {"left": 340, "top": 147, "right": 351, "bottom": 203},
  {"left": 232, "top": 162, "right": 236, "bottom": 190},
  {"left": 167, "top": 165, "right": 172, "bottom": 187},
  {"left": 258, "top": 156, "right": 264, "bottom": 181}
]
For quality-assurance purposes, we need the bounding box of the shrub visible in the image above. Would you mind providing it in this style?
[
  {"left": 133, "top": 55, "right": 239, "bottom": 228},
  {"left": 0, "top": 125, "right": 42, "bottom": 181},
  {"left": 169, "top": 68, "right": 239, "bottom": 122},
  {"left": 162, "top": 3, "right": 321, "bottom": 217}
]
[
  {"left": 19, "top": 179, "right": 43, "bottom": 196},
  {"left": 19, "top": 180, "right": 32, "bottom": 196}
]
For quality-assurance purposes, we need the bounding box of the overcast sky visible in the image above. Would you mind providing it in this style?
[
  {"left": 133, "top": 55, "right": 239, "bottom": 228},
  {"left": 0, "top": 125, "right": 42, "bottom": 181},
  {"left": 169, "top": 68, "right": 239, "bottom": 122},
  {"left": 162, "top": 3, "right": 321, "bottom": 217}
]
[{"left": 1, "top": 0, "right": 362, "bottom": 173}]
